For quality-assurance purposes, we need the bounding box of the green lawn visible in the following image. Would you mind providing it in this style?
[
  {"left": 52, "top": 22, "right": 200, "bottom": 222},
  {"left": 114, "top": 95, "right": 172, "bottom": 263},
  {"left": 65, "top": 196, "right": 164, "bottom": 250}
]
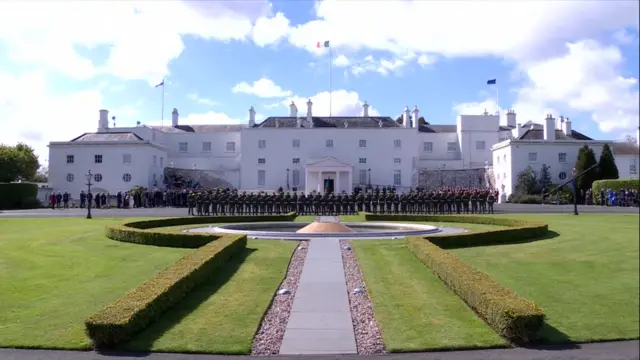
[
  {"left": 123, "top": 239, "right": 297, "bottom": 354},
  {"left": 451, "top": 214, "right": 640, "bottom": 344},
  {"left": 351, "top": 240, "right": 507, "bottom": 352},
  {"left": 0, "top": 218, "right": 191, "bottom": 350}
]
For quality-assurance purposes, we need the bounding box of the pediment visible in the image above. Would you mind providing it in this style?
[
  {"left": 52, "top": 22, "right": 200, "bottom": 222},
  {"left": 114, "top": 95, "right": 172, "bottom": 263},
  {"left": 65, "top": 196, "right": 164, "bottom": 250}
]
[{"left": 306, "top": 157, "right": 353, "bottom": 168}]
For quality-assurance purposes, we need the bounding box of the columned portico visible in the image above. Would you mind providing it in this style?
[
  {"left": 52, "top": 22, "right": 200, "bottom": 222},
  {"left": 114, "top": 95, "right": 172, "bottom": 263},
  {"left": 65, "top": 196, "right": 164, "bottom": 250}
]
[{"left": 304, "top": 157, "right": 354, "bottom": 194}]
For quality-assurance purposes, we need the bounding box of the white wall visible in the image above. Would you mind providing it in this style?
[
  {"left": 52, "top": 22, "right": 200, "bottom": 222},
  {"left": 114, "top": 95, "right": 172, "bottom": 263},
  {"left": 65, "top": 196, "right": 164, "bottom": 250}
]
[{"left": 615, "top": 154, "right": 639, "bottom": 180}]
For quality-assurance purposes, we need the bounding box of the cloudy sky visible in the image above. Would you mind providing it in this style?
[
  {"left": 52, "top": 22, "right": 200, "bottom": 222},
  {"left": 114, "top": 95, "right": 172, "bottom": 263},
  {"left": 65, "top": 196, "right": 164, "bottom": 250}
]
[{"left": 0, "top": 0, "right": 638, "bottom": 163}]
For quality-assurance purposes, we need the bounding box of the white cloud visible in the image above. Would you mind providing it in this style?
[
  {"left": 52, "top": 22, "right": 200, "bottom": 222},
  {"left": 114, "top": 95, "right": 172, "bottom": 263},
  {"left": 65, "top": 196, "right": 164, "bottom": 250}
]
[
  {"left": 612, "top": 28, "right": 638, "bottom": 45},
  {"left": 232, "top": 77, "right": 293, "bottom": 98},
  {"left": 453, "top": 99, "right": 500, "bottom": 116},
  {"left": 350, "top": 55, "right": 407, "bottom": 76},
  {"left": 334, "top": 54, "right": 350, "bottom": 67},
  {"left": 252, "top": 12, "right": 291, "bottom": 47},
  {"left": 281, "top": 90, "right": 380, "bottom": 117},
  {"left": 417, "top": 54, "right": 436, "bottom": 67},
  {"left": 187, "top": 93, "right": 218, "bottom": 106}
]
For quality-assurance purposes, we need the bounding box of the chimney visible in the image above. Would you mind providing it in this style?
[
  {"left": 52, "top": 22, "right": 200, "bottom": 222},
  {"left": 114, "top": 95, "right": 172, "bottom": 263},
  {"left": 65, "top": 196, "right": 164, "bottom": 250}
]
[
  {"left": 403, "top": 106, "right": 411, "bottom": 128},
  {"left": 289, "top": 102, "right": 298, "bottom": 117},
  {"left": 513, "top": 123, "right": 522, "bottom": 138},
  {"left": 362, "top": 101, "right": 369, "bottom": 117},
  {"left": 562, "top": 117, "right": 572, "bottom": 136},
  {"left": 248, "top": 106, "right": 256, "bottom": 127},
  {"left": 506, "top": 109, "right": 516, "bottom": 128},
  {"left": 171, "top": 108, "right": 179, "bottom": 127},
  {"left": 306, "top": 99, "right": 313, "bottom": 124},
  {"left": 557, "top": 115, "right": 564, "bottom": 131},
  {"left": 412, "top": 105, "right": 419, "bottom": 128},
  {"left": 98, "top": 109, "right": 109, "bottom": 132},
  {"left": 544, "top": 114, "right": 555, "bottom": 141}
]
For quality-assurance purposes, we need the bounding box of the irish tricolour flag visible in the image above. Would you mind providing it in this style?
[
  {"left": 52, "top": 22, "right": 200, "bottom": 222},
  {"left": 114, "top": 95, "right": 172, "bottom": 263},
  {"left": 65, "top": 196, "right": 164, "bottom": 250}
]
[{"left": 317, "top": 40, "right": 330, "bottom": 48}]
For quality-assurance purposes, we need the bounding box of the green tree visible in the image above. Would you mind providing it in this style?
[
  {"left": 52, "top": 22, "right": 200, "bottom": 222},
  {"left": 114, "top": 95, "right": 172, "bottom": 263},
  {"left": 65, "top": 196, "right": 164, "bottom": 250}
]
[
  {"left": 418, "top": 116, "right": 427, "bottom": 126},
  {"left": 597, "top": 143, "right": 619, "bottom": 180},
  {"left": 538, "top": 164, "right": 552, "bottom": 188},
  {"left": 575, "top": 145, "right": 598, "bottom": 194},
  {"left": 0, "top": 143, "right": 40, "bottom": 183},
  {"left": 514, "top": 166, "right": 537, "bottom": 195}
]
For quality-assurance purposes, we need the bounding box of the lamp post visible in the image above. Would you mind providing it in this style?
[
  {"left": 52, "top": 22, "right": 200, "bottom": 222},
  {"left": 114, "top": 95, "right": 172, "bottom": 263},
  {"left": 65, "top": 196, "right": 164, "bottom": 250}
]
[
  {"left": 85, "top": 169, "right": 93, "bottom": 219},
  {"left": 368, "top": 168, "right": 371, "bottom": 186},
  {"left": 572, "top": 167, "right": 579, "bottom": 215},
  {"left": 286, "top": 168, "right": 290, "bottom": 190}
]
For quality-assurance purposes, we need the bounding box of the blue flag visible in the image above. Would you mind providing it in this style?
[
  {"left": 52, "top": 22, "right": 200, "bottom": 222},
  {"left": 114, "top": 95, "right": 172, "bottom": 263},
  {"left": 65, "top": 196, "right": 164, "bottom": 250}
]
[
  {"left": 155, "top": 80, "right": 164, "bottom": 88},
  {"left": 487, "top": 79, "right": 496, "bottom": 85}
]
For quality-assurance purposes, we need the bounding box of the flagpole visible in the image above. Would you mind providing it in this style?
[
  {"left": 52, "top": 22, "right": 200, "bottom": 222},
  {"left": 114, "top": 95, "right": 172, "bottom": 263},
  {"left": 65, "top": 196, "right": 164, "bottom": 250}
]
[
  {"left": 329, "top": 45, "right": 332, "bottom": 117},
  {"left": 495, "top": 86, "right": 499, "bottom": 115},
  {"left": 161, "top": 81, "right": 165, "bottom": 126}
]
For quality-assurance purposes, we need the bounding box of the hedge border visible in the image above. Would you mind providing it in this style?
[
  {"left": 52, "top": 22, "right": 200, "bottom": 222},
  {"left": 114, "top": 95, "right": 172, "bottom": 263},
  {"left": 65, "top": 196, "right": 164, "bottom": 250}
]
[
  {"left": 363, "top": 213, "right": 548, "bottom": 249},
  {"left": 592, "top": 179, "right": 640, "bottom": 204},
  {"left": 364, "top": 213, "right": 548, "bottom": 344},
  {"left": 85, "top": 234, "right": 247, "bottom": 349},
  {"left": 105, "top": 213, "right": 297, "bottom": 248}
]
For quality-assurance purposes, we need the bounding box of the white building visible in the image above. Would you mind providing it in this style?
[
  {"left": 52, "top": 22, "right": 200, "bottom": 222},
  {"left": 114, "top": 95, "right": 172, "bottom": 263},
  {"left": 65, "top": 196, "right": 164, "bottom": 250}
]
[{"left": 48, "top": 102, "right": 639, "bottom": 200}]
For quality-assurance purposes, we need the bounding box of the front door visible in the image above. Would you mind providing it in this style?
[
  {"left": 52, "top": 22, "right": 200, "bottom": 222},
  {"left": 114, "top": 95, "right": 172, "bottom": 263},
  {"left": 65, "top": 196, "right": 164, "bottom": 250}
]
[{"left": 324, "top": 178, "right": 335, "bottom": 194}]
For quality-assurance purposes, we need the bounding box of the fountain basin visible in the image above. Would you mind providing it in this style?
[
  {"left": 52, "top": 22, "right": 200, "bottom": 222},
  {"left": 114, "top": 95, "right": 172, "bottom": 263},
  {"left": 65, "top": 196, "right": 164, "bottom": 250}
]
[{"left": 183, "top": 221, "right": 465, "bottom": 240}]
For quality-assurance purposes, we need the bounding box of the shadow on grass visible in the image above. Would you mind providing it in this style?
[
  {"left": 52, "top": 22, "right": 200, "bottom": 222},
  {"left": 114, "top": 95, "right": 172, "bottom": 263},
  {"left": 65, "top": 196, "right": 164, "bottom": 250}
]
[
  {"left": 521, "top": 323, "right": 579, "bottom": 350},
  {"left": 113, "top": 247, "right": 257, "bottom": 354},
  {"left": 435, "top": 230, "right": 561, "bottom": 250}
]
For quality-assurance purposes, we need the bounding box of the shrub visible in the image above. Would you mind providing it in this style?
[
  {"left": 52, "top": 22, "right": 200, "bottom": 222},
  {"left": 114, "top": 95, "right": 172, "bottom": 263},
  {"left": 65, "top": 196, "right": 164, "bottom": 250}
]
[
  {"left": 363, "top": 213, "right": 548, "bottom": 249},
  {"left": 106, "top": 213, "right": 297, "bottom": 248},
  {"left": 85, "top": 234, "right": 247, "bottom": 349},
  {"left": 407, "top": 237, "right": 545, "bottom": 344},
  {"left": 592, "top": 179, "right": 640, "bottom": 202},
  {"left": 0, "top": 183, "right": 39, "bottom": 210},
  {"left": 508, "top": 194, "right": 542, "bottom": 204}
]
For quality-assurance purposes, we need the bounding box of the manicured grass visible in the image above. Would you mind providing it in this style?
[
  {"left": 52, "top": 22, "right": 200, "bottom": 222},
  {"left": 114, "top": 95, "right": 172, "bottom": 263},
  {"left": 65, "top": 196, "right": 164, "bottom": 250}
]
[
  {"left": 0, "top": 218, "right": 191, "bottom": 350},
  {"left": 123, "top": 239, "right": 297, "bottom": 354},
  {"left": 451, "top": 214, "right": 639, "bottom": 344},
  {"left": 351, "top": 240, "right": 507, "bottom": 352}
]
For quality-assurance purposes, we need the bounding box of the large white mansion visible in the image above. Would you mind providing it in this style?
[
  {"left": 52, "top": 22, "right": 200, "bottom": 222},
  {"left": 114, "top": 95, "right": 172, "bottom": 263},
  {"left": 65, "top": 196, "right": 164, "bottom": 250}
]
[{"left": 48, "top": 100, "right": 639, "bottom": 201}]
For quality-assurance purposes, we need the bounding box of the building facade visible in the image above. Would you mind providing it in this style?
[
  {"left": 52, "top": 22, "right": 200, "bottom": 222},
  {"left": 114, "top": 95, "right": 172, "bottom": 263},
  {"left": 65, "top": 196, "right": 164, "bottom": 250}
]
[{"left": 48, "top": 101, "right": 640, "bottom": 200}]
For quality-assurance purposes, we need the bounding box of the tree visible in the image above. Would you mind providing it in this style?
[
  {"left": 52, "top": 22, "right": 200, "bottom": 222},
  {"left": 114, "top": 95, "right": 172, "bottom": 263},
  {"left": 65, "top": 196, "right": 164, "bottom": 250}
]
[
  {"left": 0, "top": 143, "right": 40, "bottom": 183},
  {"left": 395, "top": 115, "right": 403, "bottom": 124},
  {"left": 33, "top": 165, "right": 49, "bottom": 183},
  {"left": 597, "top": 144, "right": 619, "bottom": 180},
  {"left": 418, "top": 116, "right": 427, "bottom": 126},
  {"left": 624, "top": 134, "right": 637, "bottom": 144},
  {"left": 538, "top": 164, "right": 552, "bottom": 188},
  {"left": 514, "top": 166, "right": 537, "bottom": 195},
  {"left": 575, "top": 145, "right": 598, "bottom": 194}
]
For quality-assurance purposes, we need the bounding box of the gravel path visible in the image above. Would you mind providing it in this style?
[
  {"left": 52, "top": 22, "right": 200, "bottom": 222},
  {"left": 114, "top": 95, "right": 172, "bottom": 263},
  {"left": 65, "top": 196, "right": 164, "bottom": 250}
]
[
  {"left": 340, "top": 239, "right": 386, "bottom": 355},
  {"left": 251, "top": 241, "right": 308, "bottom": 355}
]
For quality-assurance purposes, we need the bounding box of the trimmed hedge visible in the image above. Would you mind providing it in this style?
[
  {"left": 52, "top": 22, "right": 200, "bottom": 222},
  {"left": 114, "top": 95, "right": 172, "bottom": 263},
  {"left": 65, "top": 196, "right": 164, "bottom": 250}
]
[
  {"left": 106, "top": 213, "right": 297, "bottom": 248},
  {"left": 407, "top": 237, "right": 545, "bottom": 344},
  {"left": 0, "top": 182, "right": 39, "bottom": 210},
  {"left": 592, "top": 179, "right": 640, "bottom": 202},
  {"left": 85, "top": 234, "right": 247, "bottom": 349},
  {"left": 363, "top": 213, "right": 548, "bottom": 249}
]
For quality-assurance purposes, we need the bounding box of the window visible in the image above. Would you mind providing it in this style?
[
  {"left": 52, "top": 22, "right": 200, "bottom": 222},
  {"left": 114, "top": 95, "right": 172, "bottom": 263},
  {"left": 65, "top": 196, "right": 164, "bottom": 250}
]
[
  {"left": 94, "top": 173, "right": 103, "bottom": 182},
  {"left": 292, "top": 169, "right": 300, "bottom": 186},
  {"left": 503, "top": 154, "right": 507, "bottom": 162},
  {"left": 326, "top": 139, "right": 333, "bottom": 148},
  {"left": 153, "top": 155, "right": 157, "bottom": 166},
  {"left": 258, "top": 140, "right": 266, "bottom": 149},
  {"left": 292, "top": 139, "right": 300, "bottom": 148},
  {"left": 394, "top": 139, "right": 401, "bottom": 148},
  {"left": 179, "top": 142, "right": 188, "bottom": 153},
  {"left": 202, "top": 142, "right": 211, "bottom": 152},
  {"left": 503, "top": 173, "right": 506, "bottom": 180},
  {"left": 559, "top": 171, "right": 567, "bottom": 180},
  {"left": 447, "top": 142, "right": 457, "bottom": 152},
  {"left": 123, "top": 173, "right": 132, "bottom": 182},
  {"left": 476, "top": 141, "right": 486, "bottom": 150},
  {"left": 66, "top": 173, "right": 74, "bottom": 182},
  {"left": 292, "top": 158, "right": 300, "bottom": 164},
  {"left": 258, "top": 170, "right": 266, "bottom": 186},
  {"left": 359, "top": 139, "right": 367, "bottom": 148},
  {"left": 630, "top": 159, "right": 637, "bottom": 174},
  {"left": 393, "top": 170, "right": 401, "bottom": 186},
  {"left": 94, "top": 154, "right": 103, "bottom": 163},
  {"left": 226, "top": 142, "right": 236, "bottom": 151},
  {"left": 66, "top": 155, "right": 74, "bottom": 164},
  {"left": 394, "top": 158, "right": 401, "bottom": 164},
  {"left": 423, "top": 142, "right": 433, "bottom": 152},
  {"left": 359, "top": 170, "right": 367, "bottom": 184},
  {"left": 497, "top": 173, "right": 500, "bottom": 180},
  {"left": 528, "top": 152, "right": 537, "bottom": 162},
  {"left": 359, "top": 158, "right": 367, "bottom": 164},
  {"left": 160, "top": 157, "right": 164, "bottom": 167},
  {"left": 558, "top": 152, "right": 567, "bottom": 163},
  {"left": 122, "top": 154, "right": 131, "bottom": 164},
  {"left": 496, "top": 156, "right": 500, "bottom": 164},
  {"left": 258, "top": 158, "right": 266, "bottom": 164}
]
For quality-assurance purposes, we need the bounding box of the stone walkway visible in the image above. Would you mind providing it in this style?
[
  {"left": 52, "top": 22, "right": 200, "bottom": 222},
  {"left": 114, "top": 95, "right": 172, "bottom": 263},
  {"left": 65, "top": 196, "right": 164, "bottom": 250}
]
[{"left": 279, "top": 238, "right": 357, "bottom": 355}]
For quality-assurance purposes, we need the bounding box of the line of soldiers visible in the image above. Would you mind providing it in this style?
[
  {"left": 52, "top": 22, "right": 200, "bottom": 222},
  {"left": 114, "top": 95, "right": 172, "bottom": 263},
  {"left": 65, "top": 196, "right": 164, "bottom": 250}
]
[{"left": 187, "top": 187, "right": 498, "bottom": 216}]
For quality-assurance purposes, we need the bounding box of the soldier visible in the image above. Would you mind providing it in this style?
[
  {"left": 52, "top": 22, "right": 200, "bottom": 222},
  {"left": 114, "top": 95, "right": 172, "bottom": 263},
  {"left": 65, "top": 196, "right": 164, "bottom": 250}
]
[
  {"left": 470, "top": 191, "right": 478, "bottom": 214},
  {"left": 204, "top": 192, "right": 211, "bottom": 216},
  {"left": 348, "top": 193, "right": 356, "bottom": 214},
  {"left": 195, "top": 192, "right": 203, "bottom": 216},
  {"left": 454, "top": 191, "right": 462, "bottom": 214},
  {"left": 80, "top": 190, "right": 86, "bottom": 208},
  {"left": 87, "top": 192, "right": 93, "bottom": 209},
  {"left": 462, "top": 191, "right": 470, "bottom": 214},
  {"left": 445, "top": 191, "right": 453, "bottom": 214},
  {"left": 364, "top": 191, "right": 372, "bottom": 213},
  {"left": 487, "top": 191, "right": 495, "bottom": 214},
  {"left": 116, "top": 190, "right": 123, "bottom": 208},
  {"left": 94, "top": 192, "right": 100, "bottom": 209},
  {"left": 62, "top": 191, "right": 70, "bottom": 209},
  {"left": 478, "top": 191, "right": 487, "bottom": 214},
  {"left": 393, "top": 193, "right": 400, "bottom": 214}
]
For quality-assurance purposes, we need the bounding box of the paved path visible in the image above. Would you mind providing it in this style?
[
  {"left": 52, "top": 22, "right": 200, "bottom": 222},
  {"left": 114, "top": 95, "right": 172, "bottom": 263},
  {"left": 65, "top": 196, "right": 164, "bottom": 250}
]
[
  {"left": 279, "top": 238, "right": 357, "bottom": 355},
  {"left": 0, "top": 204, "right": 638, "bottom": 218},
  {"left": 0, "top": 340, "right": 638, "bottom": 359}
]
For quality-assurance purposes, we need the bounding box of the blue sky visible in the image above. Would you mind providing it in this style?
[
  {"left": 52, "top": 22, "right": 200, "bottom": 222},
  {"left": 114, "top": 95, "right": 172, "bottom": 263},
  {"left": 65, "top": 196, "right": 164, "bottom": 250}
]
[{"left": 0, "top": 0, "right": 638, "bottom": 163}]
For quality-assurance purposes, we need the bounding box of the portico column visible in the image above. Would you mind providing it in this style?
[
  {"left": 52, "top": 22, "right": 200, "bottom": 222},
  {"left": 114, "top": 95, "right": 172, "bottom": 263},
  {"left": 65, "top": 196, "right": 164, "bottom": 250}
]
[
  {"left": 348, "top": 169, "right": 353, "bottom": 194},
  {"left": 318, "top": 171, "right": 323, "bottom": 193},
  {"left": 304, "top": 168, "right": 310, "bottom": 194},
  {"left": 335, "top": 171, "right": 341, "bottom": 194}
]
